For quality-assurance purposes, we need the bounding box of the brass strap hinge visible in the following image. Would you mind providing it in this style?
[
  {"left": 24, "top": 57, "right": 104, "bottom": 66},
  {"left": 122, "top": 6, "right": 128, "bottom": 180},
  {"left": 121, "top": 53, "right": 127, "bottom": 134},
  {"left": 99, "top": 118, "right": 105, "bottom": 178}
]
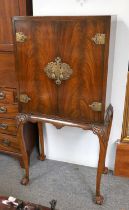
[
  {"left": 89, "top": 102, "right": 102, "bottom": 112},
  {"left": 16, "top": 32, "right": 27, "bottom": 43},
  {"left": 92, "top": 33, "right": 105, "bottom": 45}
]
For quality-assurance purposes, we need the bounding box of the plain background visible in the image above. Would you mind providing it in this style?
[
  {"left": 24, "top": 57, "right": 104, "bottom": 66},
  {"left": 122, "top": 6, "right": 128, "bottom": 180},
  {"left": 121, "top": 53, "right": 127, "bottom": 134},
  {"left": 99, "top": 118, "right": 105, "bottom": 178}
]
[{"left": 33, "top": 0, "right": 129, "bottom": 170}]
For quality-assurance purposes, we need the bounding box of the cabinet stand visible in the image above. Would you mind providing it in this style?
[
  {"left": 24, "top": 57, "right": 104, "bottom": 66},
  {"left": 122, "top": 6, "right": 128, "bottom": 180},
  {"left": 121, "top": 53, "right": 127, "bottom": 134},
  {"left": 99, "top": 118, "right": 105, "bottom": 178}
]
[{"left": 16, "top": 104, "right": 113, "bottom": 204}]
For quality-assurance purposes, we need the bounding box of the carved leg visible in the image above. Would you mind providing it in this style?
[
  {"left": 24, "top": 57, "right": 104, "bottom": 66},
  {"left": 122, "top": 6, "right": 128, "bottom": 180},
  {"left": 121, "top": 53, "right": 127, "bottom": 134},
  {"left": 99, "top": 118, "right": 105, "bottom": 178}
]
[
  {"left": 96, "top": 135, "right": 106, "bottom": 205},
  {"left": 93, "top": 104, "right": 113, "bottom": 204},
  {"left": 17, "top": 122, "right": 29, "bottom": 185},
  {"left": 37, "top": 122, "right": 46, "bottom": 161},
  {"left": 102, "top": 141, "right": 109, "bottom": 174},
  {"left": 102, "top": 115, "right": 112, "bottom": 175}
]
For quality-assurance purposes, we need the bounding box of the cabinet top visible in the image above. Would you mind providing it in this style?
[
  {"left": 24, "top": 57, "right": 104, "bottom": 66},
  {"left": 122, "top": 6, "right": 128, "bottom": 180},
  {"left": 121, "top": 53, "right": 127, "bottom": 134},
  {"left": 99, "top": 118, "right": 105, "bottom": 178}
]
[{"left": 12, "top": 15, "right": 112, "bottom": 22}]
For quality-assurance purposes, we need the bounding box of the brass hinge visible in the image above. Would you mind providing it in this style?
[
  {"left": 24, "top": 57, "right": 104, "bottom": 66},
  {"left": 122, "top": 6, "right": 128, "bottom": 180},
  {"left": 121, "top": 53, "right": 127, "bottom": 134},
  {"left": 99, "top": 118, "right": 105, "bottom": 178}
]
[
  {"left": 19, "top": 94, "right": 31, "bottom": 103},
  {"left": 16, "top": 32, "right": 27, "bottom": 43},
  {"left": 89, "top": 102, "right": 102, "bottom": 112},
  {"left": 92, "top": 33, "right": 105, "bottom": 45}
]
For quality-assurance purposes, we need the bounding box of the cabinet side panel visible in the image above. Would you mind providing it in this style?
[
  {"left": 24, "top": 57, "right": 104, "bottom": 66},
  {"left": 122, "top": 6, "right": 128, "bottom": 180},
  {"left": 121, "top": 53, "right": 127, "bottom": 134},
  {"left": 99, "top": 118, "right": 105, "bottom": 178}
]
[{"left": 105, "top": 16, "right": 117, "bottom": 109}]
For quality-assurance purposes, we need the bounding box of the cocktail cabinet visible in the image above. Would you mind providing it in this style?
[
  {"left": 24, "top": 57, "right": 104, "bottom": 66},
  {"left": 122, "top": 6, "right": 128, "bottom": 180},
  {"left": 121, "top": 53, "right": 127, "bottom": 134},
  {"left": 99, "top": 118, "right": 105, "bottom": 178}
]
[{"left": 13, "top": 16, "right": 116, "bottom": 204}]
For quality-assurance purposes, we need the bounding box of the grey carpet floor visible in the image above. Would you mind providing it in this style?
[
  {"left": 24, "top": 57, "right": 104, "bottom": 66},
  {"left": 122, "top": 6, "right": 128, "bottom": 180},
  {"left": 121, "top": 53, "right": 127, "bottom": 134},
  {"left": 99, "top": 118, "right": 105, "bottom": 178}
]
[{"left": 0, "top": 151, "right": 129, "bottom": 210}]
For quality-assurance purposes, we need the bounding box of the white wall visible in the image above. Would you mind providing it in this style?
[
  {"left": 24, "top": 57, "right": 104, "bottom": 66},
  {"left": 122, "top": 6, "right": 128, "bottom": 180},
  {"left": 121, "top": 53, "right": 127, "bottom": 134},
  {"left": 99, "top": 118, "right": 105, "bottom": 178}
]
[{"left": 33, "top": 0, "right": 129, "bottom": 169}]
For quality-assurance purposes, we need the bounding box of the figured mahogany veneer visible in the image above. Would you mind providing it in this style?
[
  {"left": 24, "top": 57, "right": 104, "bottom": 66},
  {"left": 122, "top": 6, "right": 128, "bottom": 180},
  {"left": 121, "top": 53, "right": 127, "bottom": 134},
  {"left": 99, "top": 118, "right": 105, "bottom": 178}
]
[
  {"left": 13, "top": 16, "right": 114, "bottom": 204},
  {"left": 0, "top": 0, "right": 41, "bottom": 175},
  {"left": 14, "top": 16, "right": 111, "bottom": 123}
]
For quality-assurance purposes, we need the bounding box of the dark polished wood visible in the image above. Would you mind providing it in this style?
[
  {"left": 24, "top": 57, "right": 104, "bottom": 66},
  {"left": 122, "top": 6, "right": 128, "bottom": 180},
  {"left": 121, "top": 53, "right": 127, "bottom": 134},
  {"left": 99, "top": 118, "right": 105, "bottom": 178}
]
[
  {"left": 13, "top": 16, "right": 114, "bottom": 204},
  {"left": 0, "top": 0, "right": 36, "bottom": 170},
  {"left": 0, "top": 53, "right": 17, "bottom": 88},
  {"left": 38, "top": 122, "right": 46, "bottom": 160},
  {"left": 0, "top": 0, "right": 33, "bottom": 52},
  {"left": 14, "top": 16, "right": 110, "bottom": 123},
  {"left": 17, "top": 105, "right": 113, "bottom": 204},
  {"left": 0, "top": 0, "right": 19, "bottom": 50}
]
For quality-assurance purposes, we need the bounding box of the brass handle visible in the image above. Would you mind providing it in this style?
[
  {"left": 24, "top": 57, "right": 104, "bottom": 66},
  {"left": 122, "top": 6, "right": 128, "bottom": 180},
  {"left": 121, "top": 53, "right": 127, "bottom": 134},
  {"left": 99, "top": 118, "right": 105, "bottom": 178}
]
[
  {"left": 89, "top": 102, "right": 102, "bottom": 112},
  {"left": 0, "top": 123, "right": 8, "bottom": 130},
  {"left": 1, "top": 139, "right": 10, "bottom": 147},
  {"left": 0, "top": 91, "right": 5, "bottom": 100},
  {"left": 19, "top": 94, "right": 31, "bottom": 103},
  {"left": 0, "top": 106, "right": 7, "bottom": 113}
]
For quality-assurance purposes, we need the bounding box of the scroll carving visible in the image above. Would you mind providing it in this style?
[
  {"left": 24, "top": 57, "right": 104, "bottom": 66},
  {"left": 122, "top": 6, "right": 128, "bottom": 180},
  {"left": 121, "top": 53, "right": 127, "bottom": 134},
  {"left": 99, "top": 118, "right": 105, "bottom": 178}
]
[
  {"left": 16, "top": 113, "right": 30, "bottom": 125},
  {"left": 92, "top": 104, "right": 113, "bottom": 144}
]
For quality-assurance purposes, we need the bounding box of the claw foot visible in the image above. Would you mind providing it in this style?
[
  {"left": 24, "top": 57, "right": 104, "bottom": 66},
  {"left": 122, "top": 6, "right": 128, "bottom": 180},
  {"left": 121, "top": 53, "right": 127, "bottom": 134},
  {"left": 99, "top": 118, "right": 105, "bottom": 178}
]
[
  {"left": 103, "top": 167, "right": 109, "bottom": 174},
  {"left": 95, "top": 195, "right": 104, "bottom": 205},
  {"left": 38, "top": 154, "right": 46, "bottom": 161},
  {"left": 21, "top": 176, "right": 29, "bottom": 185}
]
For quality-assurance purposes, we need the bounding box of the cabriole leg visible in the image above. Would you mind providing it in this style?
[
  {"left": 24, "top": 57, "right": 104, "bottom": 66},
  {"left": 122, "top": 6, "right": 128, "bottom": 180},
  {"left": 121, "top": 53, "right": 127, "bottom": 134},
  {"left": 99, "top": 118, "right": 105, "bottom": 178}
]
[
  {"left": 93, "top": 104, "right": 113, "bottom": 204},
  {"left": 96, "top": 135, "right": 106, "bottom": 205},
  {"left": 17, "top": 120, "right": 30, "bottom": 185},
  {"left": 38, "top": 122, "right": 46, "bottom": 161}
]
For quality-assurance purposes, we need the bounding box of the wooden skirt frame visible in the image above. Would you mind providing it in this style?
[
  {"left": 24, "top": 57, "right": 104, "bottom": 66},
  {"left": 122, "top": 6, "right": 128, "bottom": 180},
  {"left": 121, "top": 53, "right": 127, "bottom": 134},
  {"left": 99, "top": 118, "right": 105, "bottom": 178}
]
[{"left": 16, "top": 104, "right": 113, "bottom": 205}]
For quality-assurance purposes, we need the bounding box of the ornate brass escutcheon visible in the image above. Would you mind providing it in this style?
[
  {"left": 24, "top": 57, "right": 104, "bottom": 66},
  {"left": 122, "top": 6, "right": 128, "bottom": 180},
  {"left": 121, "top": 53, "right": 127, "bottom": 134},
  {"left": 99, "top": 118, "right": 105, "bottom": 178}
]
[
  {"left": 89, "top": 102, "right": 102, "bottom": 112},
  {"left": 44, "top": 57, "right": 73, "bottom": 85},
  {"left": 16, "top": 32, "right": 27, "bottom": 43},
  {"left": 92, "top": 33, "right": 105, "bottom": 45},
  {"left": 19, "top": 94, "right": 31, "bottom": 103}
]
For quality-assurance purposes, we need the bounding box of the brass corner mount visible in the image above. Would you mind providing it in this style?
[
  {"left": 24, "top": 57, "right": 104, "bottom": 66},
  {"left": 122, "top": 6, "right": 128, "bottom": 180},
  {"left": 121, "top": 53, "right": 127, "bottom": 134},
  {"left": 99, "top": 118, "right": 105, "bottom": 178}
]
[{"left": 16, "top": 32, "right": 27, "bottom": 43}]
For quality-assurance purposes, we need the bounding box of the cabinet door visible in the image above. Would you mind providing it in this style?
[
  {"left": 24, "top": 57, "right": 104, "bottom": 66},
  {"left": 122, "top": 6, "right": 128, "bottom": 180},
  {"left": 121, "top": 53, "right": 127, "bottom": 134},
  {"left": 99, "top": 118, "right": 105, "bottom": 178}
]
[
  {"left": 0, "top": 0, "right": 20, "bottom": 51},
  {"left": 14, "top": 16, "right": 111, "bottom": 123}
]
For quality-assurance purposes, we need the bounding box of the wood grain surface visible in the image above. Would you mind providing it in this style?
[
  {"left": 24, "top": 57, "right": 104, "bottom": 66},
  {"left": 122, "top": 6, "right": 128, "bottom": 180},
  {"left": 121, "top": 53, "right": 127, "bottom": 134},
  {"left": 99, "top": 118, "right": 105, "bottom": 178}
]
[{"left": 13, "top": 16, "right": 111, "bottom": 123}]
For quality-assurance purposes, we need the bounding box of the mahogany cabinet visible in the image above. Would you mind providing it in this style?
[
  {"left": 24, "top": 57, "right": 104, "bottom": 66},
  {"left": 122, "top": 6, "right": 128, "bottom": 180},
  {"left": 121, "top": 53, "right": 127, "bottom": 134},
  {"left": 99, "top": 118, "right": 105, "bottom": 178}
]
[
  {"left": 0, "top": 0, "right": 37, "bottom": 167},
  {"left": 13, "top": 16, "right": 114, "bottom": 204},
  {"left": 14, "top": 16, "right": 110, "bottom": 122}
]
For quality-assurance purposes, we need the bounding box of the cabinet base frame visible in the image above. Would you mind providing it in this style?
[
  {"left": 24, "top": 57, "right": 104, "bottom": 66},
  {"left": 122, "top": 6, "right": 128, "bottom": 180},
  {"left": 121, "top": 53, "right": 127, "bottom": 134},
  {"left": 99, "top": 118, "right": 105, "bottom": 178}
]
[{"left": 16, "top": 104, "right": 113, "bottom": 205}]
